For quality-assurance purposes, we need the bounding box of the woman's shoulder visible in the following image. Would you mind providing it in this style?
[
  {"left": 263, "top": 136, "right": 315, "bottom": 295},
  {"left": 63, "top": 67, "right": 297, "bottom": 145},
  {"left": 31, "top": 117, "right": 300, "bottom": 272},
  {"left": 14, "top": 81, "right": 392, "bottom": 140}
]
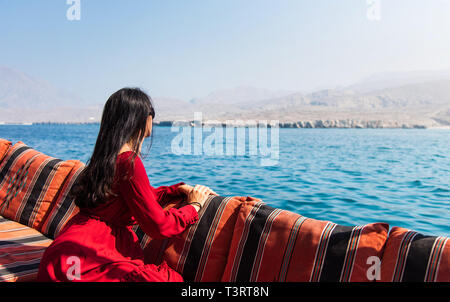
[
  {"left": 117, "top": 151, "right": 140, "bottom": 163},
  {"left": 116, "top": 151, "right": 145, "bottom": 175},
  {"left": 118, "top": 150, "right": 136, "bottom": 158}
]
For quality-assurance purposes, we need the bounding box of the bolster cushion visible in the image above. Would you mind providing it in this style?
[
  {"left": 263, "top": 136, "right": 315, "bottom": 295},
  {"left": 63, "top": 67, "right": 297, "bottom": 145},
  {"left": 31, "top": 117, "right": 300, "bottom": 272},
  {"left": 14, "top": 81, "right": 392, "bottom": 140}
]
[
  {"left": 221, "top": 200, "right": 389, "bottom": 282},
  {"left": 0, "top": 139, "right": 12, "bottom": 164},
  {"left": 136, "top": 195, "right": 258, "bottom": 281},
  {"left": 380, "top": 226, "right": 449, "bottom": 282},
  {"left": 0, "top": 141, "right": 78, "bottom": 232},
  {"left": 39, "top": 160, "right": 84, "bottom": 239},
  {"left": 0, "top": 216, "right": 53, "bottom": 282}
]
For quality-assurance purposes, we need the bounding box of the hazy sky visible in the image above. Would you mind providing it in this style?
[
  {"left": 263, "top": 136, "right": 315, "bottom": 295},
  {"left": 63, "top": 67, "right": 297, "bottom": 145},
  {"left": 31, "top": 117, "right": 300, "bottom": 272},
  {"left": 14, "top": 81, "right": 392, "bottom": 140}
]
[{"left": 1, "top": 0, "right": 450, "bottom": 104}]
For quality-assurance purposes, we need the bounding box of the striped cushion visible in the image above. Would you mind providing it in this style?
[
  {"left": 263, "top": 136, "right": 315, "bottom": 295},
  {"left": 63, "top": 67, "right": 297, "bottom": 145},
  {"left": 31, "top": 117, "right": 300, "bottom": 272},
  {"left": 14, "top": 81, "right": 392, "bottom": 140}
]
[
  {"left": 0, "top": 139, "right": 12, "bottom": 164},
  {"left": 380, "top": 227, "right": 449, "bottom": 282},
  {"left": 0, "top": 216, "right": 52, "bottom": 282},
  {"left": 39, "top": 160, "right": 84, "bottom": 239},
  {"left": 0, "top": 142, "right": 76, "bottom": 230},
  {"left": 221, "top": 200, "right": 389, "bottom": 282},
  {"left": 138, "top": 195, "right": 256, "bottom": 281}
]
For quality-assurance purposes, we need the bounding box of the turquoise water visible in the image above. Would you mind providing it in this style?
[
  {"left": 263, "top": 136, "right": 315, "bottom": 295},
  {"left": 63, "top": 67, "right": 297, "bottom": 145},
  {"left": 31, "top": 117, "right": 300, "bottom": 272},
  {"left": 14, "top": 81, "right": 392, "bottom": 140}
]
[{"left": 1, "top": 124, "right": 449, "bottom": 237}]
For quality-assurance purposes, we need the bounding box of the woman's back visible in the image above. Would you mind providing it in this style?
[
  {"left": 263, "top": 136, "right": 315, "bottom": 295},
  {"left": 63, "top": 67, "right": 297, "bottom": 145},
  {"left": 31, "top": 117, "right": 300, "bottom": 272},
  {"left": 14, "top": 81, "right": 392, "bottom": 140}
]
[{"left": 37, "top": 151, "right": 198, "bottom": 282}]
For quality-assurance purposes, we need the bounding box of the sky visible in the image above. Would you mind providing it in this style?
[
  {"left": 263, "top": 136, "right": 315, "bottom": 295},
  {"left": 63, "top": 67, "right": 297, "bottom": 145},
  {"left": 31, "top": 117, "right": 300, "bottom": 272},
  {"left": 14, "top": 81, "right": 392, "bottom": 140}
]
[{"left": 1, "top": 0, "right": 450, "bottom": 104}]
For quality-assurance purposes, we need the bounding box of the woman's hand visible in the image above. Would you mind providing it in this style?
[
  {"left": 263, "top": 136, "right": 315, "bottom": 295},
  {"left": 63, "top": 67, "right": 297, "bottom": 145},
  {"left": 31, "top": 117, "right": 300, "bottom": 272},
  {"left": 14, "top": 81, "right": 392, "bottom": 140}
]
[
  {"left": 179, "top": 184, "right": 218, "bottom": 197},
  {"left": 186, "top": 185, "right": 218, "bottom": 212},
  {"left": 178, "top": 184, "right": 194, "bottom": 196}
]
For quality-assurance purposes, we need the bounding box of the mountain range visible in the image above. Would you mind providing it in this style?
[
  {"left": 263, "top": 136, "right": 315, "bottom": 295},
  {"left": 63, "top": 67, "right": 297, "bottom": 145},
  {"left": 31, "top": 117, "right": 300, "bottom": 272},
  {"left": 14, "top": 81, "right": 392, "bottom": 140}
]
[{"left": 1, "top": 66, "right": 449, "bottom": 128}]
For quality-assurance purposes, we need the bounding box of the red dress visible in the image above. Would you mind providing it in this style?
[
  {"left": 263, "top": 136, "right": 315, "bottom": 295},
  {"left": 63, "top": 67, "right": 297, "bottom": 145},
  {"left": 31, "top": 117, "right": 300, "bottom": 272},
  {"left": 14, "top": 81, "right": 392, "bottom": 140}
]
[{"left": 37, "top": 151, "right": 199, "bottom": 282}]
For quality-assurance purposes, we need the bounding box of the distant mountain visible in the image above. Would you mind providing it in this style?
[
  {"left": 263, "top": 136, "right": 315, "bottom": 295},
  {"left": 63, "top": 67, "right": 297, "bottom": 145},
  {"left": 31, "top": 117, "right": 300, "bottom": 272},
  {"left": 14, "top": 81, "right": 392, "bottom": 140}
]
[
  {"left": 189, "top": 86, "right": 293, "bottom": 105},
  {"left": 0, "top": 66, "right": 89, "bottom": 109},
  {"left": 151, "top": 86, "right": 293, "bottom": 122},
  {"left": 347, "top": 70, "right": 450, "bottom": 93},
  {"left": 1, "top": 66, "right": 449, "bottom": 127},
  {"left": 151, "top": 97, "right": 192, "bottom": 121},
  {"left": 0, "top": 66, "right": 101, "bottom": 123},
  {"left": 159, "top": 79, "right": 450, "bottom": 128},
  {"left": 302, "top": 79, "right": 450, "bottom": 110},
  {"left": 431, "top": 104, "right": 450, "bottom": 125}
]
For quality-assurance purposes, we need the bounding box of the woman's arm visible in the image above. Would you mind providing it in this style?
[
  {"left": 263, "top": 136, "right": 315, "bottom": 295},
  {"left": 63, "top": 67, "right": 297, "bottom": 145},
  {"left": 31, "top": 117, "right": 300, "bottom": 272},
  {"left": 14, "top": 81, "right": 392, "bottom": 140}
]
[
  {"left": 119, "top": 157, "right": 199, "bottom": 239},
  {"left": 153, "top": 182, "right": 185, "bottom": 205}
]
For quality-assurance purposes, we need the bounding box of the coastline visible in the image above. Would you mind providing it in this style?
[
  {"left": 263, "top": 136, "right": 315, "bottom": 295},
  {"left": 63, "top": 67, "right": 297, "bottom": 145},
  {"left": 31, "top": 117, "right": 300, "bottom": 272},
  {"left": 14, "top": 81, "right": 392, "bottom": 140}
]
[{"left": 1, "top": 120, "right": 450, "bottom": 129}]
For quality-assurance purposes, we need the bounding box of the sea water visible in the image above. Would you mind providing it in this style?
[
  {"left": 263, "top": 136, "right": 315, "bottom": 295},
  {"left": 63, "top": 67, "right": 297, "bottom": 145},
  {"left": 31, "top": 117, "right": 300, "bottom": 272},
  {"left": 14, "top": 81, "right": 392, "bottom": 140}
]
[{"left": 1, "top": 124, "right": 449, "bottom": 236}]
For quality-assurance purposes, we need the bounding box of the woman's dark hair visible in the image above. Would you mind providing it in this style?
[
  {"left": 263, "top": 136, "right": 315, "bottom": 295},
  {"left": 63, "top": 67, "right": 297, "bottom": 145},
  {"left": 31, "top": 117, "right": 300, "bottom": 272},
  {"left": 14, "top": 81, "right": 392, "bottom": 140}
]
[{"left": 71, "top": 87, "right": 155, "bottom": 209}]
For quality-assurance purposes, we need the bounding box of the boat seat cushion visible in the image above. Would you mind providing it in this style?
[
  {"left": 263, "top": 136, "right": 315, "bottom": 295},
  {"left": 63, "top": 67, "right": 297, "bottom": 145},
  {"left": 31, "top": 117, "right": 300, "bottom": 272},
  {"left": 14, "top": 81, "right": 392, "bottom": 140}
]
[
  {"left": 38, "top": 160, "right": 84, "bottom": 239},
  {"left": 0, "top": 216, "right": 52, "bottom": 282},
  {"left": 137, "top": 195, "right": 257, "bottom": 282},
  {"left": 221, "top": 200, "right": 389, "bottom": 282},
  {"left": 380, "top": 226, "right": 449, "bottom": 282},
  {"left": 0, "top": 139, "right": 12, "bottom": 164},
  {"left": 0, "top": 141, "right": 78, "bottom": 232}
]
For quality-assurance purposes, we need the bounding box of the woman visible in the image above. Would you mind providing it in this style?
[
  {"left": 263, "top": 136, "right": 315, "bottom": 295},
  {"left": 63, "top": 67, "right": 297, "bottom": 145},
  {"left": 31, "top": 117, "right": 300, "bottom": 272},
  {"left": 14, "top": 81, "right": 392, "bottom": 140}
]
[{"left": 38, "top": 88, "right": 216, "bottom": 282}]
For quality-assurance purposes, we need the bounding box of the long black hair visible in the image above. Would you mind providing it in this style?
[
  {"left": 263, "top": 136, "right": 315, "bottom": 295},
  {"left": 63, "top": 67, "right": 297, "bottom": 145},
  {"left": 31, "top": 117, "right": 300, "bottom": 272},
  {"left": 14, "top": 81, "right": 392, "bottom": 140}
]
[{"left": 71, "top": 87, "right": 155, "bottom": 209}]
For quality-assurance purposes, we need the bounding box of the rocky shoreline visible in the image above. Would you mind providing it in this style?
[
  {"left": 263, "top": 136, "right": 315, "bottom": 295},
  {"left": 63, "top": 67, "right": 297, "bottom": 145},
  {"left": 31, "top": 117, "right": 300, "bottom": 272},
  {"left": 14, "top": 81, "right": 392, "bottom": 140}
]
[
  {"left": 155, "top": 119, "right": 429, "bottom": 129},
  {"left": 7, "top": 120, "right": 446, "bottom": 129}
]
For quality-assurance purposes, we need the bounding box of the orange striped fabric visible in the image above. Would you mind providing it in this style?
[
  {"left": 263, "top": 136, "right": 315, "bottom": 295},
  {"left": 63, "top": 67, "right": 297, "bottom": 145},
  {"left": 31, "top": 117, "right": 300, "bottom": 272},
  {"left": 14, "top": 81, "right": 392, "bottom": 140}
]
[
  {"left": 0, "top": 216, "right": 52, "bottom": 282},
  {"left": 221, "top": 200, "right": 389, "bottom": 282},
  {"left": 38, "top": 160, "right": 84, "bottom": 239},
  {"left": 0, "top": 139, "right": 12, "bottom": 164},
  {"left": 138, "top": 195, "right": 255, "bottom": 281},
  {"left": 0, "top": 141, "right": 77, "bottom": 231},
  {"left": 380, "top": 227, "right": 449, "bottom": 282}
]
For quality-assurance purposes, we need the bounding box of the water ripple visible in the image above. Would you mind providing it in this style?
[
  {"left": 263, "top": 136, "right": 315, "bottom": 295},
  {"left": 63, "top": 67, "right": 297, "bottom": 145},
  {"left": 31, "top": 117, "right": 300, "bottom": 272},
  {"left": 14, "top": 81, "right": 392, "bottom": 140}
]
[{"left": 2, "top": 125, "right": 449, "bottom": 236}]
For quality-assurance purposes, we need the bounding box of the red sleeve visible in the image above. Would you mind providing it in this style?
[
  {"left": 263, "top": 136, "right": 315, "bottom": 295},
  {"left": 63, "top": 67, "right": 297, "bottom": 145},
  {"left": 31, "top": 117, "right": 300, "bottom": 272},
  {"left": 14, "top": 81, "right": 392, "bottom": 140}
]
[
  {"left": 119, "top": 156, "right": 199, "bottom": 239},
  {"left": 153, "top": 182, "right": 185, "bottom": 205}
]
